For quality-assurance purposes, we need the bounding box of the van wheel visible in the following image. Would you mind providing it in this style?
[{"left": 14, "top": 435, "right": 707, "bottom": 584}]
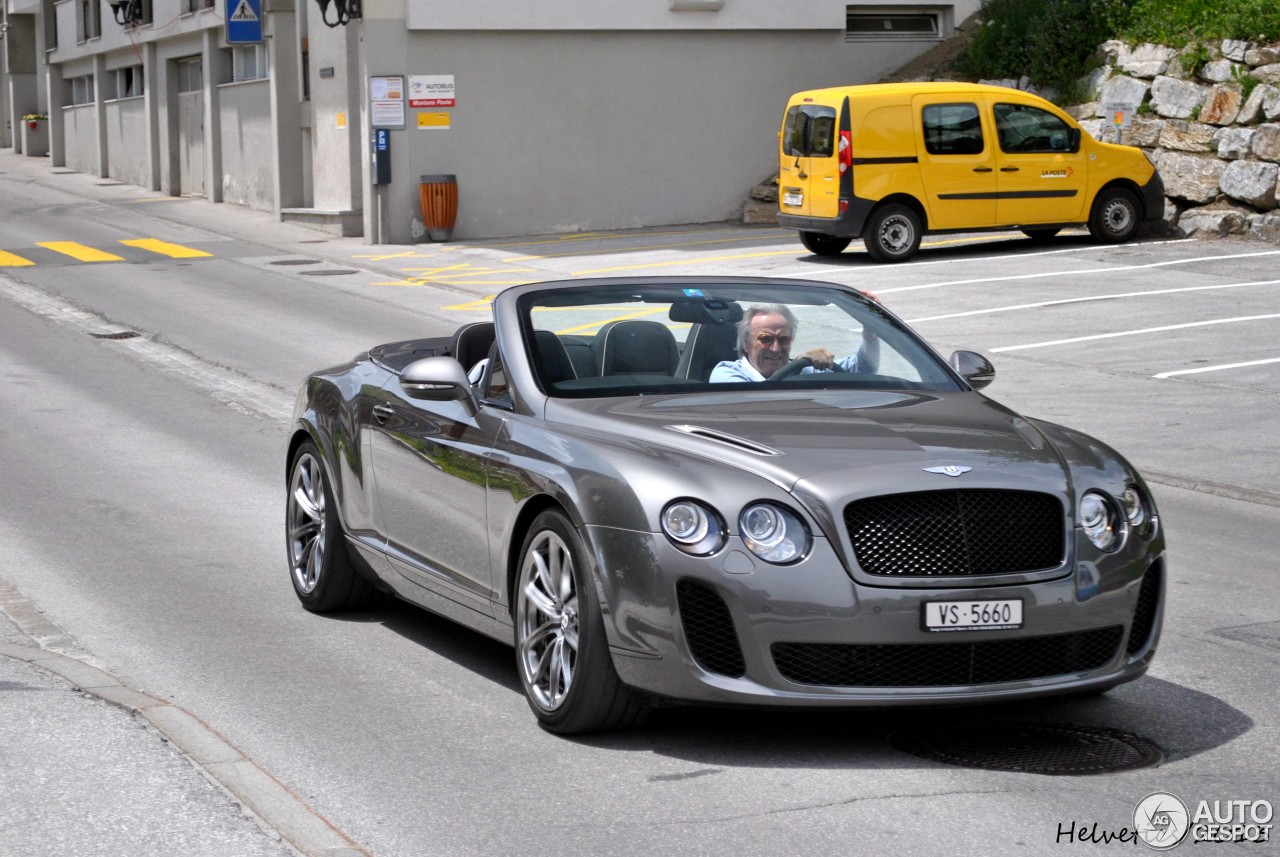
[
  {"left": 1021, "top": 227, "right": 1061, "bottom": 242},
  {"left": 799, "top": 232, "right": 852, "bottom": 256},
  {"left": 864, "top": 204, "right": 921, "bottom": 263},
  {"left": 1089, "top": 187, "right": 1141, "bottom": 244}
]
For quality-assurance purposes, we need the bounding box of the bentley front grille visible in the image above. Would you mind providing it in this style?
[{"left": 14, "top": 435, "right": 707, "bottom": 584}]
[
  {"left": 676, "top": 580, "right": 746, "bottom": 678},
  {"left": 844, "top": 489, "right": 1064, "bottom": 577},
  {"left": 772, "top": 626, "right": 1124, "bottom": 687}
]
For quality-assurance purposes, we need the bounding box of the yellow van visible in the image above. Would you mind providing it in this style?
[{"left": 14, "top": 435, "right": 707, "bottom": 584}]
[{"left": 777, "top": 82, "right": 1164, "bottom": 262}]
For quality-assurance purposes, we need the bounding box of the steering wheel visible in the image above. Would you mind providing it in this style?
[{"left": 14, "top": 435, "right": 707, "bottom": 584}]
[{"left": 768, "top": 357, "right": 813, "bottom": 382}]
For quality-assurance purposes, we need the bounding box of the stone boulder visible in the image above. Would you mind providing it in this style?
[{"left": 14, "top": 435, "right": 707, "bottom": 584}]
[
  {"left": 1098, "top": 75, "right": 1150, "bottom": 112},
  {"left": 1201, "top": 85, "right": 1243, "bottom": 125},
  {"left": 1222, "top": 40, "right": 1251, "bottom": 62},
  {"left": 1249, "top": 212, "right": 1280, "bottom": 241},
  {"left": 1252, "top": 125, "right": 1280, "bottom": 162},
  {"left": 1176, "top": 202, "right": 1254, "bottom": 237},
  {"left": 1158, "top": 120, "right": 1216, "bottom": 152},
  {"left": 1219, "top": 160, "right": 1279, "bottom": 208},
  {"left": 1246, "top": 47, "right": 1280, "bottom": 67},
  {"left": 1237, "top": 84, "right": 1277, "bottom": 124},
  {"left": 1254, "top": 64, "right": 1280, "bottom": 85},
  {"left": 1119, "top": 116, "right": 1166, "bottom": 148},
  {"left": 1214, "top": 127, "right": 1256, "bottom": 159},
  {"left": 1155, "top": 151, "right": 1225, "bottom": 203},
  {"left": 1199, "top": 59, "right": 1236, "bottom": 83},
  {"left": 1150, "top": 76, "right": 1209, "bottom": 118},
  {"left": 1118, "top": 43, "right": 1177, "bottom": 78}
]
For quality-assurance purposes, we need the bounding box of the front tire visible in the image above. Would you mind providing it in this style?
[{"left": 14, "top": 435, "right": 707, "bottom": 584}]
[
  {"left": 514, "top": 510, "right": 646, "bottom": 734},
  {"left": 286, "top": 441, "right": 375, "bottom": 612},
  {"left": 863, "top": 204, "right": 922, "bottom": 263},
  {"left": 1089, "top": 187, "right": 1141, "bottom": 244},
  {"left": 799, "top": 231, "right": 852, "bottom": 256}
]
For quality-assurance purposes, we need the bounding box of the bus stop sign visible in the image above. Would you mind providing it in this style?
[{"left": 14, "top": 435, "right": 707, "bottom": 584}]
[{"left": 226, "top": 0, "right": 263, "bottom": 44}]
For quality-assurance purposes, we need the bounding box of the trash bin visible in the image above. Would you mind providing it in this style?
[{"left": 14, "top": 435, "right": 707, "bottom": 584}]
[{"left": 419, "top": 174, "right": 458, "bottom": 242}]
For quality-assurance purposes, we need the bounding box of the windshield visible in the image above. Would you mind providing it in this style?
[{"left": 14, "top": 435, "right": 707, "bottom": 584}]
[{"left": 516, "top": 282, "right": 960, "bottom": 398}]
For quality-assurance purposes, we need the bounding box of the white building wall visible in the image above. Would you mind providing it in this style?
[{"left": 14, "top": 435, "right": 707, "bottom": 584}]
[
  {"left": 218, "top": 80, "right": 274, "bottom": 209},
  {"left": 104, "top": 96, "right": 149, "bottom": 186}
]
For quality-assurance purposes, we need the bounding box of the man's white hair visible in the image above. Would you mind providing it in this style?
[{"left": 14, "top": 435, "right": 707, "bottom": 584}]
[{"left": 737, "top": 304, "right": 799, "bottom": 354}]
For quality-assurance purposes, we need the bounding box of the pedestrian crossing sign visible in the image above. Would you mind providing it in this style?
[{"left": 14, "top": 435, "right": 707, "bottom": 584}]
[{"left": 226, "top": 0, "right": 263, "bottom": 43}]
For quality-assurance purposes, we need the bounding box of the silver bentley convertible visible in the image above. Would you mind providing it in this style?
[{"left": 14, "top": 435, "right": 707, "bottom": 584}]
[{"left": 285, "top": 277, "right": 1165, "bottom": 734}]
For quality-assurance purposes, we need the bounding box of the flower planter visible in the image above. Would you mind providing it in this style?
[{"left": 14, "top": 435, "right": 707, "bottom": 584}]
[{"left": 21, "top": 119, "right": 49, "bottom": 157}]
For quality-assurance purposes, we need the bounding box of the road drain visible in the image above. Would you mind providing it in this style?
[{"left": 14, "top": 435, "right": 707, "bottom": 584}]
[
  {"left": 300, "top": 269, "right": 358, "bottom": 276},
  {"left": 91, "top": 331, "right": 141, "bottom": 340},
  {"left": 269, "top": 259, "right": 321, "bottom": 265},
  {"left": 891, "top": 722, "right": 1163, "bottom": 775}
]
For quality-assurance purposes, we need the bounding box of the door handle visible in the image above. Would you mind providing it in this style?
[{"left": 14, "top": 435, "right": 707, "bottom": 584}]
[
  {"left": 1000, "top": 167, "right": 1020, "bottom": 172},
  {"left": 972, "top": 167, "right": 993, "bottom": 173},
  {"left": 373, "top": 404, "right": 395, "bottom": 424}
]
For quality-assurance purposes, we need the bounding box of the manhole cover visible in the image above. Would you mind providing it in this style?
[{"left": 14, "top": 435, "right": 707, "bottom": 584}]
[
  {"left": 269, "top": 259, "right": 321, "bottom": 265},
  {"left": 91, "top": 331, "right": 141, "bottom": 340},
  {"left": 300, "top": 269, "right": 358, "bottom": 276},
  {"left": 892, "top": 722, "right": 1163, "bottom": 775}
]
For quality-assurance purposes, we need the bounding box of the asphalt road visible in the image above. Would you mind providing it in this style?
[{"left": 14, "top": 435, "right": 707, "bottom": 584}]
[{"left": 1, "top": 154, "right": 1277, "bottom": 856}]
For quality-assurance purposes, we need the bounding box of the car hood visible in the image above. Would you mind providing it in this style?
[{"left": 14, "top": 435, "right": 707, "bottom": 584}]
[{"left": 545, "top": 389, "right": 1072, "bottom": 502}]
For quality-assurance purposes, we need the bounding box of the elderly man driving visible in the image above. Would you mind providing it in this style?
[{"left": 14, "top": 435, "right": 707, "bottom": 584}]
[{"left": 709, "top": 303, "right": 879, "bottom": 382}]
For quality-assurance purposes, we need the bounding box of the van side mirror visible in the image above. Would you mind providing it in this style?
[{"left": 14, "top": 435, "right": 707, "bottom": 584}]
[{"left": 1068, "top": 127, "right": 1082, "bottom": 152}]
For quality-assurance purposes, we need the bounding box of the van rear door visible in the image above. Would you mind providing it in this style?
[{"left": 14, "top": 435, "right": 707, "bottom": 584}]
[
  {"left": 912, "top": 95, "right": 997, "bottom": 230},
  {"left": 779, "top": 100, "right": 841, "bottom": 219}
]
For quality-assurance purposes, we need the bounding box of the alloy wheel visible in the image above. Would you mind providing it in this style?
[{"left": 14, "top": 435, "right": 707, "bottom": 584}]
[
  {"left": 516, "top": 530, "right": 579, "bottom": 712},
  {"left": 288, "top": 452, "right": 326, "bottom": 595}
]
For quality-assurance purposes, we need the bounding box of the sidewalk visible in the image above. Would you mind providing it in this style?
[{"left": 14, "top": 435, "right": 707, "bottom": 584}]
[{"left": 0, "top": 583, "right": 366, "bottom": 857}]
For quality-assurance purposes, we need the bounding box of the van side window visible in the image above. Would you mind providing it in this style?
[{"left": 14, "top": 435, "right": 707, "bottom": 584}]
[
  {"left": 922, "top": 103, "right": 984, "bottom": 155},
  {"left": 783, "top": 105, "right": 838, "bottom": 157},
  {"left": 994, "top": 103, "right": 1074, "bottom": 153}
]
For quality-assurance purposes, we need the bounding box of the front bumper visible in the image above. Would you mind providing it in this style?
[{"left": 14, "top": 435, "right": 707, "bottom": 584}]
[{"left": 587, "top": 527, "right": 1163, "bottom": 707}]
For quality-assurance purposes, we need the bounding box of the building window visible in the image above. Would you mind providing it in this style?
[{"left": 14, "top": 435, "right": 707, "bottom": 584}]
[
  {"left": 79, "top": 0, "right": 102, "bottom": 41},
  {"left": 115, "top": 65, "right": 145, "bottom": 99},
  {"left": 183, "top": 0, "right": 215, "bottom": 12},
  {"left": 178, "top": 58, "right": 203, "bottom": 93},
  {"left": 846, "top": 6, "right": 945, "bottom": 41},
  {"left": 229, "top": 44, "right": 269, "bottom": 82},
  {"left": 71, "top": 75, "right": 96, "bottom": 106},
  {"left": 44, "top": 0, "right": 58, "bottom": 49}
]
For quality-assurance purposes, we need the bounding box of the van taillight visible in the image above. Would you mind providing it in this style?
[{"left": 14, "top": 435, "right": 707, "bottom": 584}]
[
  {"left": 838, "top": 131, "right": 852, "bottom": 175},
  {"left": 840, "top": 200, "right": 849, "bottom": 214}
]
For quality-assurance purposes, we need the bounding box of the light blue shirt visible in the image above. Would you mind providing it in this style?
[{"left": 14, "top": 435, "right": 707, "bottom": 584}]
[{"left": 709, "top": 339, "right": 879, "bottom": 382}]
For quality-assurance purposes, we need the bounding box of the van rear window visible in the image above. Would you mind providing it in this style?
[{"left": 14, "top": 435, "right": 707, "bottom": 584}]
[
  {"left": 922, "top": 103, "right": 984, "bottom": 156},
  {"left": 783, "top": 105, "right": 838, "bottom": 158}
]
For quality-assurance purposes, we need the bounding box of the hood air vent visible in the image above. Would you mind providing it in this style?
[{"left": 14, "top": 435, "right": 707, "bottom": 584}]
[{"left": 665, "top": 425, "right": 782, "bottom": 456}]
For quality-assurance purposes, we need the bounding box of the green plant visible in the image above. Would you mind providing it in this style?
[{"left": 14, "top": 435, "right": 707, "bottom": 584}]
[
  {"left": 22, "top": 113, "right": 47, "bottom": 121},
  {"left": 1233, "top": 66, "right": 1262, "bottom": 101},
  {"left": 1180, "top": 42, "right": 1212, "bottom": 80},
  {"left": 1137, "top": 101, "right": 1154, "bottom": 115},
  {"left": 1188, "top": 104, "right": 1202, "bottom": 120}
]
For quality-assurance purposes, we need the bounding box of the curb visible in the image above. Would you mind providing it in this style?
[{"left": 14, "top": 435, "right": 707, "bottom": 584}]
[{"left": 0, "top": 581, "right": 368, "bottom": 857}]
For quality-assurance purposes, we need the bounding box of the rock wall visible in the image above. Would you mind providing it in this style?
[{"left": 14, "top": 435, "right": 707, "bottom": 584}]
[{"left": 1068, "top": 40, "right": 1280, "bottom": 241}]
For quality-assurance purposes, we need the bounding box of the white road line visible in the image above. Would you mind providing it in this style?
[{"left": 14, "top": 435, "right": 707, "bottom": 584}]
[
  {"left": 773, "top": 238, "right": 1198, "bottom": 280},
  {"left": 907, "top": 279, "right": 1280, "bottom": 324},
  {"left": 1155, "top": 357, "right": 1280, "bottom": 379},
  {"left": 991, "top": 314, "right": 1280, "bottom": 352},
  {"left": 871, "top": 248, "right": 1280, "bottom": 294}
]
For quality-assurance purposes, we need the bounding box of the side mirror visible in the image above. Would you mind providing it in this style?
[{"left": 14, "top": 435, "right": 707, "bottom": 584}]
[
  {"left": 949, "top": 350, "right": 995, "bottom": 390},
  {"left": 1068, "top": 127, "right": 1082, "bottom": 152},
  {"left": 399, "top": 357, "right": 478, "bottom": 413}
]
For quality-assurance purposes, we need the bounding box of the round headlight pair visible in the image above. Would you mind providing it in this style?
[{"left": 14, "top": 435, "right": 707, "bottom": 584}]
[
  {"left": 660, "top": 499, "right": 811, "bottom": 565},
  {"left": 1079, "top": 491, "right": 1121, "bottom": 552},
  {"left": 740, "top": 503, "right": 811, "bottom": 564}
]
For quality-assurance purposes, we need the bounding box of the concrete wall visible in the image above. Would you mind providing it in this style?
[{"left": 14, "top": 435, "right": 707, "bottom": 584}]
[
  {"left": 358, "top": 24, "right": 970, "bottom": 242},
  {"left": 61, "top": 103, "right": 96, "bottom": 172},
  {"left": 105, "top": 96, "right": 149, "bottom": 187},
  {"left": 218, "top": 79, "right": 275, "bottom": 210}
]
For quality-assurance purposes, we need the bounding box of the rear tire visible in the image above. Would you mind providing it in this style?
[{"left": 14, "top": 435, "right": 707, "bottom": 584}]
[
  {"left": 286, "top": 441, "right": 376, "bottom": 613},
  {"left": 514, "top": 510, "right": 647, "bottom": 734},
  {"left": 799, "top": 232, "right": 852, "bottom": 256},
  {"left": 1088, "top": 187, "right": 1141, "bottom": 244},
  {"left": 863, "top": 204, "right": 922, "bottom": 263}
]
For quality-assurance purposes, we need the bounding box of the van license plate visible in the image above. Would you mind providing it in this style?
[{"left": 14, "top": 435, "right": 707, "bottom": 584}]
[
  {"left": 923, "top": 599, "right": 1023, "bottom": 632},
  {"left": 782, "top": 191, "right": 803, "bottom": 207}
]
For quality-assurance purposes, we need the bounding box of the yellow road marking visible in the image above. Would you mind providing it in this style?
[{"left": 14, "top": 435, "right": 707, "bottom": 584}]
[
  {"left": 37, "top": 242, "right": 125, "bottom": 262},
  {"left": 0, "top": 250, "right": 35, "bottom": 267},
  {"left": 120, "top": 239, "right": 213, "bottom": 259},
  {"left": 555, "top": 306, "right": 667, "bottom": 335},
  {"left": 443, "top": 296, "right": 498, "bottom": 310}
]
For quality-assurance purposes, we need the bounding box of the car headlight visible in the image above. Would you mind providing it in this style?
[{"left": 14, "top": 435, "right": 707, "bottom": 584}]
[
  {"left": 661, "top": 500, "right": 726, "bottom": 556},
  {"left": 739, "top": 502, "right": 811, "bottom": 564},
  {"left": 1122, "top": 485, "right": 1158, "bottom": 540},
  {"left": 1079, "top": 491, "right": 1122, "bottom": 552}
]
